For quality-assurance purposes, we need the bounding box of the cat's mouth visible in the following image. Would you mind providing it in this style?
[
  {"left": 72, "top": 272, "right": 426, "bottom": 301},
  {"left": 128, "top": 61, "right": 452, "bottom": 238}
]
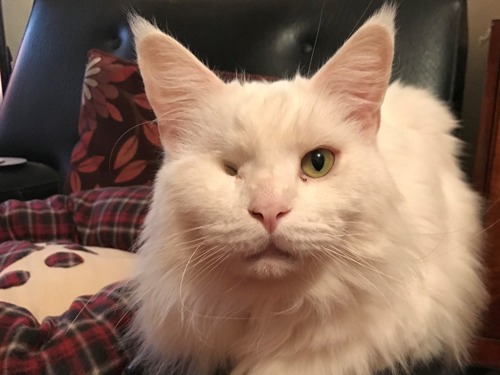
[
  {"left": 245, "top": 244, "right": 295, "bottom": 262},
  {"left": 240, "top": 242, "right": 299, "bottom": 279}
]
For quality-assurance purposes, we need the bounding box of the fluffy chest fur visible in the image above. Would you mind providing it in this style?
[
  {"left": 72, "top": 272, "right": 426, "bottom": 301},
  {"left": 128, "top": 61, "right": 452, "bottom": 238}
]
[{"left": 128, "top": 6, "right": 487, "bottom": 375}]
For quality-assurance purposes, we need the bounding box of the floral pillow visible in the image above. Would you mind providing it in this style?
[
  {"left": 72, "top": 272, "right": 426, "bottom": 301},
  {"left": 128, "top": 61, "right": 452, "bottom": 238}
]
[
  {"left": 66, "top": 49, "right": 162, "bottom": 193},
  {"left": 66, "top": 49, "right": 275, "bottom": 194}
]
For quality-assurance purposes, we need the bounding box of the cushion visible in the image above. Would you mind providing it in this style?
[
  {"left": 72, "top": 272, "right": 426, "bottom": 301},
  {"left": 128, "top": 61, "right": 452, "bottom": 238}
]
[
  {"left": 0, "top": 186, "right": 149, "bottom": 374},
  {"left": 66, "top": 49, "right": 162, "bottom": 194},
  {"left": 0, "top": 241, "right": 135, "bottom": 322},
  {"left": 0, "top": 279, "right": 133, "bottom": 374}
]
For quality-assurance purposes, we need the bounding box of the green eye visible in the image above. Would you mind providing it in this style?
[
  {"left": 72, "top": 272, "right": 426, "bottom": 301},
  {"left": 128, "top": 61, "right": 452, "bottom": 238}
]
[
  {"left": 223, "top": 162, "right": 238, "bottom": 176},
  {"left": 301, "top": 149, "right": 335, "bottom": 178}
]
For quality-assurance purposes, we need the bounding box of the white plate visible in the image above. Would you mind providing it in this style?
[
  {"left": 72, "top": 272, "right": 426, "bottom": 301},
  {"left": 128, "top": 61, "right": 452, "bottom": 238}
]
[{"left": 0, "top": 157, "right": 27, "bottom": 167}]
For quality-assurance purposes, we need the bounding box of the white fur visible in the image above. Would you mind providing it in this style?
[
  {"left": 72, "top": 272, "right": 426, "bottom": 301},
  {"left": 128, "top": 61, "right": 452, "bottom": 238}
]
[{"left": 128, "top": 7, "right": 487, "bottom": 375}]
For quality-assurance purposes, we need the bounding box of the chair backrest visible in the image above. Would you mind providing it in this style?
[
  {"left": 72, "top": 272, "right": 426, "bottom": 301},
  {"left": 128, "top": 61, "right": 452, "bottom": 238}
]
[{"left": 0, "top": 0, "right": 467, "bottom": 179}]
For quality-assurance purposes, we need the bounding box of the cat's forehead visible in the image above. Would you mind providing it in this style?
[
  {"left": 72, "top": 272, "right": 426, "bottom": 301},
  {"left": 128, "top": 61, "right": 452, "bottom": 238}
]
[
  {"left": 214, "top": 79, "right": 351, "bottom": 155},
  {"left": 234, "top": 82, "right": 301, "bottom": 129},
  {"left": 219, "top": 81, "right": 305, "bottom": 156}
]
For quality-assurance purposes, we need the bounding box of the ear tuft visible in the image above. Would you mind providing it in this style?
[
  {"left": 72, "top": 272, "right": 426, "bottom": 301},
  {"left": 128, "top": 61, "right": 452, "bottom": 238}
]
[
  {"left": 129, "top": 15, "right": 163, "bottom": 47},
  {"left": 361, "top": 4, "right": 396, "bottom": 40}
]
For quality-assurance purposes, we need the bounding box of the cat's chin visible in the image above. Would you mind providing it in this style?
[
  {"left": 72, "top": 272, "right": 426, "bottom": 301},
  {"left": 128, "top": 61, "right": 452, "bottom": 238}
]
[
  {"left": 241, "top": 244, "right": 298, "bottom": 279},
  {"left": 245, "top": 244, "right": 294, "bottom": 261}
]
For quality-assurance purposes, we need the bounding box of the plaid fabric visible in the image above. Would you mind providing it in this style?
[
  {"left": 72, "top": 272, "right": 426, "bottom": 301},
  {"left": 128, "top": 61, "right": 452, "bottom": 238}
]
[
  {"left": 44, "top": 251, "right": 85, "bottom": 268},
  {"left": 0, "top": 270, "right": 30, "bottom": 289},
  {"left": 0, "top": 241, "right": 44, "bottom": 273},
  {"left": 0, "top": 186, "right": 152, "bottom": 374},
  {"left": 62, "top": 243, "right": 98, "bottom": 254},
  {"left": 0, "top": 283, "right": 134, "bottom": 375},
  {"left": 0, "top": 195, "right": 77, "bottom": 244},
  {"left": 72, "top": 186, "right": 151, "bottom": 251},
  {"left": 0, "top": 186, "right": 151, "bottom": 251}
]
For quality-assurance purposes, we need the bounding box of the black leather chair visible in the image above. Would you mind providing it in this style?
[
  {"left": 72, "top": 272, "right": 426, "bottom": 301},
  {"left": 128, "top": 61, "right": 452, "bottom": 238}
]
[
  {"left": 0, "top": 0, "right": 468, "bottom": 201},
  {"left": 0, "top": 1, "right": 495, "bottom": 373}
]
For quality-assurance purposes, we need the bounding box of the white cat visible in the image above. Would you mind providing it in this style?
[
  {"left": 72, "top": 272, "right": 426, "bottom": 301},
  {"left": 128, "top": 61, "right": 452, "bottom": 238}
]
[{"left": 128, "top": 6, "right": 487, "bottom": 375}]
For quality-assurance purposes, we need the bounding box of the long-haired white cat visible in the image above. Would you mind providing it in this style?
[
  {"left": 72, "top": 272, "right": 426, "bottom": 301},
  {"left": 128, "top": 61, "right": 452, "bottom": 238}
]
[{"left": 128, "top": 6, "right": 487, "bottom": 375}]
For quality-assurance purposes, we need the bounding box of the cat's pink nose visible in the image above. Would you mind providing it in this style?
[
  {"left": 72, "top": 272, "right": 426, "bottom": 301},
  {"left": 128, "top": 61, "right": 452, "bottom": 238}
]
[{"left": 249, "top": 200, "right": 291, "bottom": 234}]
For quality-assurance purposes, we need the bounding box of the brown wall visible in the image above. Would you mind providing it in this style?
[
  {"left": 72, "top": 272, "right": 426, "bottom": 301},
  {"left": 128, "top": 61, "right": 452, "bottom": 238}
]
[{"left": 462, "top": 0, "right": 500, "bottom": 176}]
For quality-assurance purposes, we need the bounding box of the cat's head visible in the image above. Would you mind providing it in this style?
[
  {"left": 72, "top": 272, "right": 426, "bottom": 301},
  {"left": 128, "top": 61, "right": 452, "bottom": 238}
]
[{"left": 132, "top": 7, "right": 403, "bottom": 284}]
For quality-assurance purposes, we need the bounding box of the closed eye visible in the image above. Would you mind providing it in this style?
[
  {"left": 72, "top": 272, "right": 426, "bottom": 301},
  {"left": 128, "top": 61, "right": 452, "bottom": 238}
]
[{"left": 223, "top": 162, "right": 238, "bottom": 176}]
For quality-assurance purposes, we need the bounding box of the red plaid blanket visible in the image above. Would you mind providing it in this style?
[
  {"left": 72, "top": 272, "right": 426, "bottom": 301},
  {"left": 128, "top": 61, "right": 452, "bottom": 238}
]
[
  {"left": 0, "top": 186, "right": 151, "bottom": 375},
  {"left": 0, "top": 281, "right": 133, "bottom": 374},
  {"left": 0, "top": 187, "right": 460, "bottom": 375}
]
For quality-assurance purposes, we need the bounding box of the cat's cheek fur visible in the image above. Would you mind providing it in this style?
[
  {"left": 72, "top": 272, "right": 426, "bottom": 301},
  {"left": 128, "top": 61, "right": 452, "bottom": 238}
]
[{"left": 129, "top": 161, "right": 244, "bottom": 373}]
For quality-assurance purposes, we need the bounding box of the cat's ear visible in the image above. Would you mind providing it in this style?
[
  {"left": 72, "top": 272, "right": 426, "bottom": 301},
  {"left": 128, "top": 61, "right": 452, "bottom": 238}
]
[
  {"left": 310, "top": 6, "right": 395, "bottom": 137},
  {"left": 130, "top": 16, "right": 224, "bottom": 153}
]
